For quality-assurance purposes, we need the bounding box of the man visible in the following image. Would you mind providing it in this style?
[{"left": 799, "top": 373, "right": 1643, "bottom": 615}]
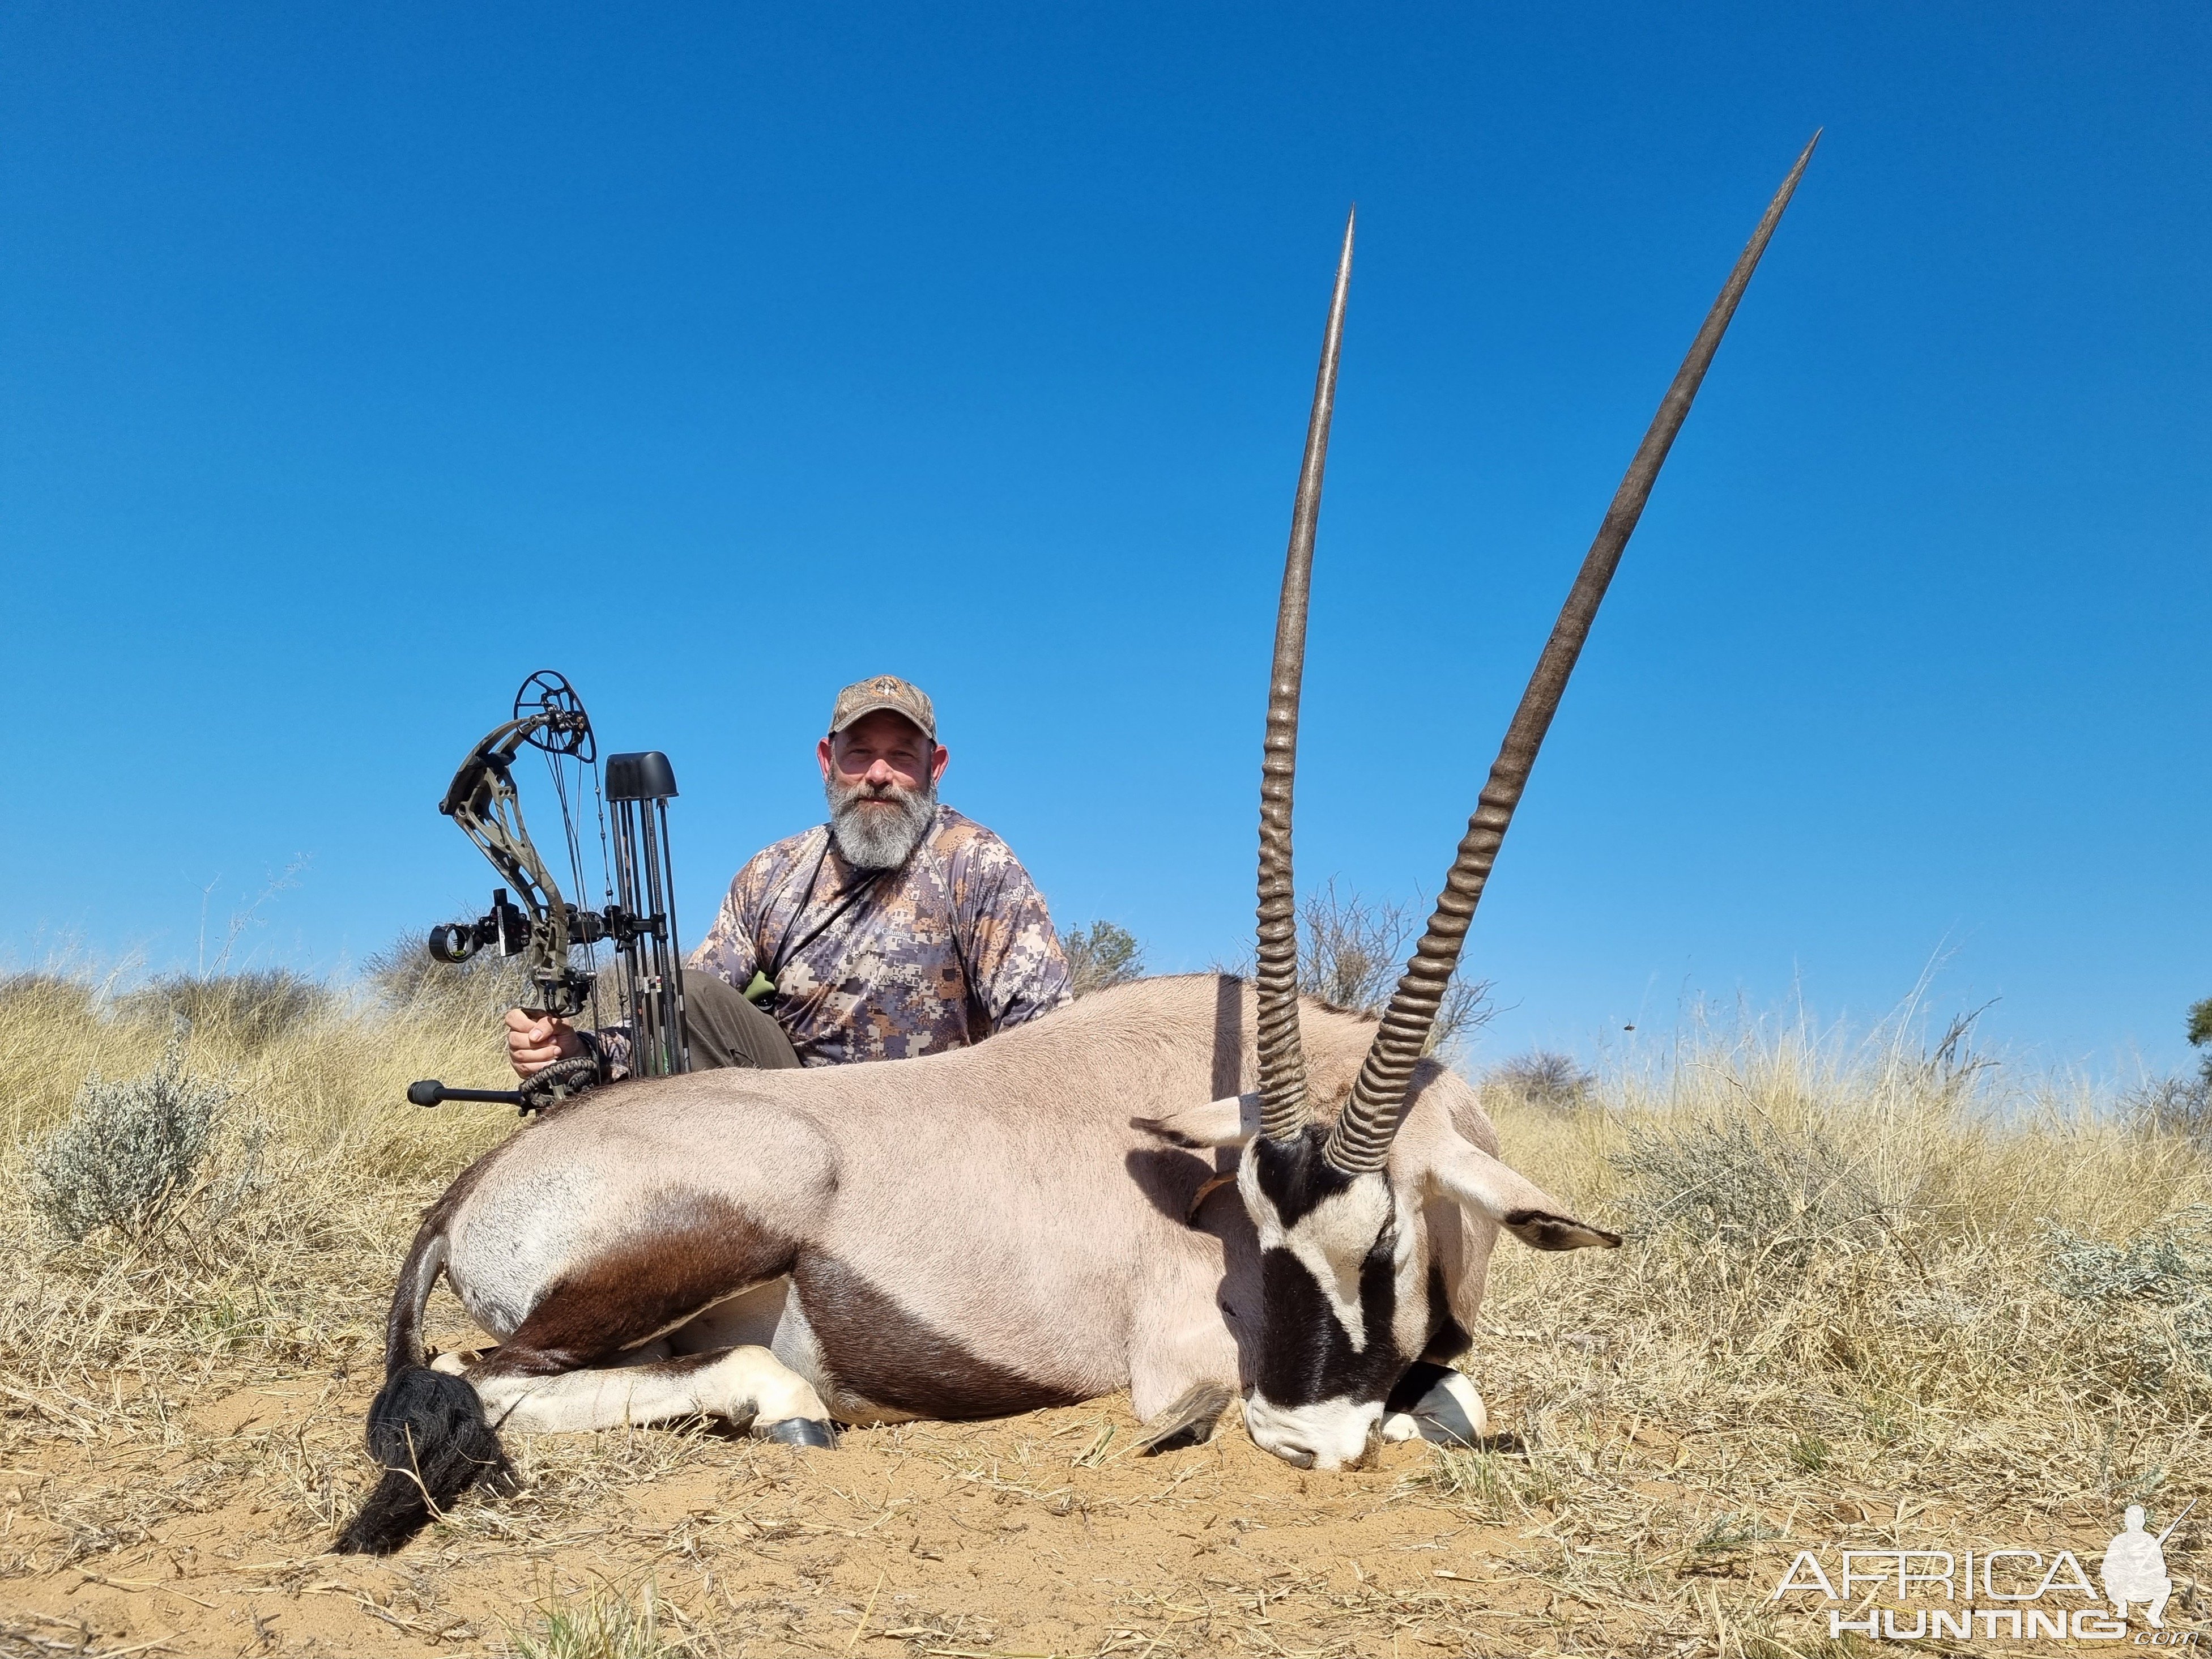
[{"left": 507, "top": 674, "right": 1073, "bottom": 1078}]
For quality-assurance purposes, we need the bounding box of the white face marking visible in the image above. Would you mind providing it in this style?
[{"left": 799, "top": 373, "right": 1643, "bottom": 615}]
[
  {"left": 1237, "top": 1156, "right": 1397, "bottom": 1352},
  {"left": 1243, "top": 1392, "right": 1381, "bottom": 1470}
]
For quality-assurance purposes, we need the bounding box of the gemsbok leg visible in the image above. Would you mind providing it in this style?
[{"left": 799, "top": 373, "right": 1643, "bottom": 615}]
[
  {"left": 448, "top": 1205, "right": 838, "bottom": 1444},
  {"left": 337, "top": 1198, "right": 835, "bottom": 1554},
  {"left": 466, "top": 1341, "right": 833, "bottom": 1441}
]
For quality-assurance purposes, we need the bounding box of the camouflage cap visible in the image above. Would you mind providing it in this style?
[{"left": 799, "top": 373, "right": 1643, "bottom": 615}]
[{"left": 828, "top": 674, "right": 937, "bottom": 741}]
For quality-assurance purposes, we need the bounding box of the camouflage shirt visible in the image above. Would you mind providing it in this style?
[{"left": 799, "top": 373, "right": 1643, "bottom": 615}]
[{"left": 688, "top": 805, "right": 1072, "bottom": 1067}]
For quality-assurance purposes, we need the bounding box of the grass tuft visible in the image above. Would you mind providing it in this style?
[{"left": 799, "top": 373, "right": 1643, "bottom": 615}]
[{"left": 504, "top": 1580, "right": 674, "bottom": 1659}]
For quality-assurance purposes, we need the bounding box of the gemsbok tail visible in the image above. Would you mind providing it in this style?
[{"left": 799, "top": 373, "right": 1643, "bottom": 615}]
[{"left": 334, "top": 1224, "right": 514, "bottom": 1555}]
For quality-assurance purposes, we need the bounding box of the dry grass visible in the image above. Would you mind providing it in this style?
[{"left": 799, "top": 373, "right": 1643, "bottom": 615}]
[{"left": 2, "top": 964, "right": 2208, "bottom": 1656}]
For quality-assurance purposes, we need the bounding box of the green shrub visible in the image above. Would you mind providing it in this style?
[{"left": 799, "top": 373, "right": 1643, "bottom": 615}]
[
  {"left": 505, "top": 1582, "right": 671, "bottom": 1659},
  {"left": 2045, "top": 1207, "right": 2212, "bottom": 1384},
  {"left": 28, "top": 1038, "right": 235, "bottom": 1243},
  {"left": 1059, "top": 920, "right": 1145, "bottom": 997}
]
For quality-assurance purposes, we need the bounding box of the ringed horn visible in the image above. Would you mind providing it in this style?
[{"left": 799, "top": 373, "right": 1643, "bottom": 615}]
[
  {"left": 1330, "top": 133, "right": 1818, "bottom": 1173},
  {"left": 1247, "top": 133, "right": 1831, "bottom": 1168},
  {"left": 1254, "top": 207, "right": 1356, "bottom": 1144}
]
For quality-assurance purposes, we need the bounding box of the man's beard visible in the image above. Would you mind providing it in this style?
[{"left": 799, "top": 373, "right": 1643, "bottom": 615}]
[{"left": 826, "top": 773, "right": 937, "bottom": 871}]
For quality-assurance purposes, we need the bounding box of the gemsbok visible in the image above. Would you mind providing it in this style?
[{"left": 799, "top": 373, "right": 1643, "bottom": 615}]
[{"left": 338, "top": 137, "right": 1817, "bottom": 1554}]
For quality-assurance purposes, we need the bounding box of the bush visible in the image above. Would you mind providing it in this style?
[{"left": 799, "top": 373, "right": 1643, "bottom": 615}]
[
  {"left": 1221, "top": 880, "right": 1491, "bottom": 1058},
  {"left": 0, "top": 972, "right": 100, "bottom": 1022},
  {"left": 1302, "top": 882, "right": 1489, "bottom": 1056},
  {"left": 2123, "top": 998, "right": 2212, "bottom": 1144},
  {"left": 1295, "top": 880, "right": 1405, "bottom": 1013},
  {"left": 2048, "top": 1207, "right": 2212, "bottom": 1308},
  {"left": 1487, "top": 1050, "right": 1596, "bottom": 1114},
  {"left": 28, "top": 1038, "right": 236, "bottom": 1244},
  {"left": 2126, "top": 1073, "right": 2212, "bottom": 1142},
  {"left": 118, "top": 971, "right": 334, "bottom": 1048},
  {"left": 1609, "top": 1111, "right": 1888, "bottom": 1263},
  {"left": 1060, "top": 921, "right": 1145, "bottom": 997},
  {"left": 363, "top": 929, "right": 536, "bottom": 1019},
  {"left": 2046, "top": 1207, "right": 2212, "bottom": 1382}
]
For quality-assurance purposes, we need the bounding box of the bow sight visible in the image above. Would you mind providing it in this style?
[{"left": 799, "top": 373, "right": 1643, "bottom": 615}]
[{"left": 407, "top": 670, "right": 692, "bottom": 1113}]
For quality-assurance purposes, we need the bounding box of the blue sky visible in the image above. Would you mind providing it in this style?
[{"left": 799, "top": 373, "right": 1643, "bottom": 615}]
[{"left": 3, "top": 3, "right": 2205, "bottom": 1078}]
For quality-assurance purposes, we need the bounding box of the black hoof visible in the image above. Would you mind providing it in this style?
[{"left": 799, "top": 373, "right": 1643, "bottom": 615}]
[{"left": 765, "top": 1417, "right": 837, "bottom": 1448}]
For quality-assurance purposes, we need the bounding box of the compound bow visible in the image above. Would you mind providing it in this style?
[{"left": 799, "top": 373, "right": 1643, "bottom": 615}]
[{"left": 407, "top": 670, "right": 692, "bottom": 1114}]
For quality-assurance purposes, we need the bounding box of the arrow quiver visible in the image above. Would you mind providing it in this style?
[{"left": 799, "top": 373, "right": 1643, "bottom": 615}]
[
  {"left": 408, "top": 670, "right": 692, "bottom": 1114},
  {"left": 604, "top": 750, "right": 688, "bottom": 1082}
]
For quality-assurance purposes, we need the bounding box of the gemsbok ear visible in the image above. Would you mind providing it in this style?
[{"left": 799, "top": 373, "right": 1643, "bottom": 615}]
[
  {"left": 1132, "top": 1093, "right": 1260, "bottom": 1150},
  {"left": 1430, "top": 1143, "right": 1622, "bottom": 1252}
]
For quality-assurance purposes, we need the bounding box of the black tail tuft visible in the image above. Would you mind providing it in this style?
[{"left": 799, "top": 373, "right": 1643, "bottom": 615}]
[
  {"left": 335, "top": 1365, "right": 514, "bottom": 1555},
  {"left": 1136, "top": 1380, "right": 1235, "bottom": 1455}
]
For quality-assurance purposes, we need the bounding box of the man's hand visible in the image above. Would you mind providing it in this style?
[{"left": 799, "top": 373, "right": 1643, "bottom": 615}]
[{"left": 506, "top": 1008, "right": 585, "bottom": 1078}]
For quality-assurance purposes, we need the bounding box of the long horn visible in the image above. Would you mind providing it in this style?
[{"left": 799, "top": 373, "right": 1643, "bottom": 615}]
[
  {"left": 1323, "top": 134, "right": 1819, "bottom": 1175},
  {"left": 1255, "top": 207, "right": 1356, "bottom": 1145}
]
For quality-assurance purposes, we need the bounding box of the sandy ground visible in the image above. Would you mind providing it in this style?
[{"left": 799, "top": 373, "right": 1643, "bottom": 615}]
[
  {"left": 5, "top": 1330, "right": 2189, "bottom": 1659},
  {"left": 5, "top": 1370, "right": 1555, "bottom": 1657}
]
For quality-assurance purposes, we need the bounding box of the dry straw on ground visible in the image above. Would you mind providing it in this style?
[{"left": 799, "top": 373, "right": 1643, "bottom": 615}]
[{"left": 1, "top": 959, "right": 2206, "bottom": 1657}]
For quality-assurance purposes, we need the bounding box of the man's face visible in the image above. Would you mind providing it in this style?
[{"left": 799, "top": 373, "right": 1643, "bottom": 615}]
[
  {"left": 817, "top": 710, "right": 949, "bottom": 796},
  {"left": 817, "top": 711, "right": 951, "bottom": 869}
]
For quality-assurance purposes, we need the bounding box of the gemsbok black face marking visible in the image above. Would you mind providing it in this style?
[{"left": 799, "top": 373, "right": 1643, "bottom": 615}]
[
  {"left": 1242, "top": 1132, "right": 1412, "bottom": 1435},
  {"left": 1418, "top": 1266, "right": 1471, "bottom": 1364},
  {"left": 337, "top": 143, "right": 1810, "bottom": 1551}
]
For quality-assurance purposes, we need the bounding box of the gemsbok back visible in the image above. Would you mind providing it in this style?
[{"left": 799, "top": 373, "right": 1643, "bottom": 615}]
[{"left": 338, "top": 137, "right": 1817, "bottom": 1554}]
